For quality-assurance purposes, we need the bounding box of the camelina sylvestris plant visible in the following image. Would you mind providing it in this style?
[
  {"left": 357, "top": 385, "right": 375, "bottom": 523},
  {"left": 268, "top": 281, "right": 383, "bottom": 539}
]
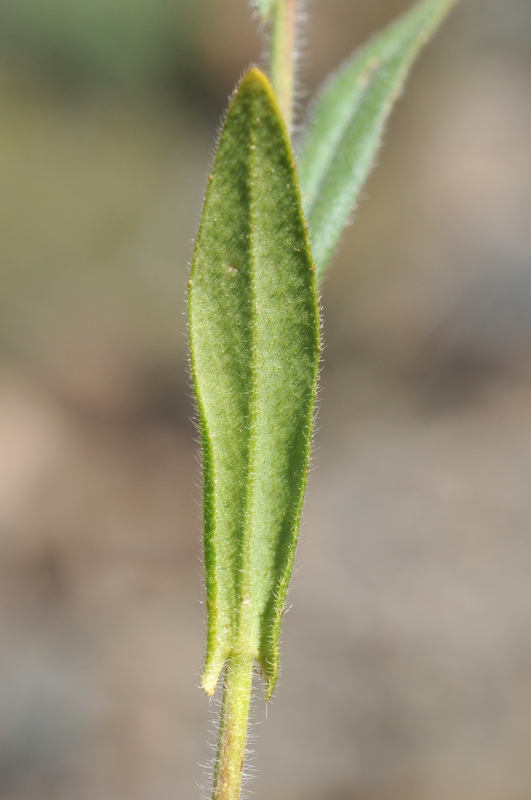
[{"left": 188, "top": 1, "right": 458, "bottom": 798}]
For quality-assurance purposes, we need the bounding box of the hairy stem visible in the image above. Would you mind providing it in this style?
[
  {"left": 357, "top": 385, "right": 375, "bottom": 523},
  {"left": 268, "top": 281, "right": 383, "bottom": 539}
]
[
  {"left": 269, "top": 0, "right": 298, "bottom": 129},
  {"left": 212, "top": 655, "right": 255, "bottom": 800}
]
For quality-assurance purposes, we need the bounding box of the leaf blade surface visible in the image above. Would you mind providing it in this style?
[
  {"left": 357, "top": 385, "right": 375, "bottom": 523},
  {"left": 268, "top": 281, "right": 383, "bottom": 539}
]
[
  {"left": 189, "top": 68, "right": 320, "bottom": 698},
  {"left": 297, "top": 0, "right": 457, "bottom": 280}
]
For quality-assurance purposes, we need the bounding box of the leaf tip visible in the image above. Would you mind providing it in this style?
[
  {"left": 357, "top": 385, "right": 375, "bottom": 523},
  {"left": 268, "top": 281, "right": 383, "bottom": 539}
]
[
  {"left": 265, "top": 675, "right": 277, "bottom": 702},
  {"left": 201, "top": 667, "right": 222, "bottom": 696},
  {"left": 240, "top": 66, "right": 272, "bottom": 94},
  {"left": 202, "top": 650, "right": 228, "bottom": 696},
  {"left": 237, "top": 66, "right": 286, "bottom": 134},
  {"left": 258, "top": 649, "right": 279, "bottom": 701}
]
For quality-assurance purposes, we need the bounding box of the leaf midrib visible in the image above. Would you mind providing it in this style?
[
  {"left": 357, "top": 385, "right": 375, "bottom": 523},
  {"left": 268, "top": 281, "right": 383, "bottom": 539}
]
[{"left": 235, "top": 90, "right": 260, "bottom": 658}]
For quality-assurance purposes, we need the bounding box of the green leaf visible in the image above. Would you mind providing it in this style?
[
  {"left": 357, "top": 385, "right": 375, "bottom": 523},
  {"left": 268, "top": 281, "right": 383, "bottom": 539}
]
[
  {"left": 189, "top": 68, "right": 320, "bottom": 699},
  {"left": 297, "top": 0, "right": 458, "bottom": 281}
]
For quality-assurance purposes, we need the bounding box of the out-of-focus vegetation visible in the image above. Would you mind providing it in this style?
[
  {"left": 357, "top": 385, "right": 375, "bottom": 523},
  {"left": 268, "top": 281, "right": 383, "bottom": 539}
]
[
  {"left": 0, "top": 0, "right": 192, "bottom": 87},
  {"left": 0, "top": 0, "right": 217, "bottom": 415},
  {"left": 1, "top": 2, "right": 531, "bottom": 799}
]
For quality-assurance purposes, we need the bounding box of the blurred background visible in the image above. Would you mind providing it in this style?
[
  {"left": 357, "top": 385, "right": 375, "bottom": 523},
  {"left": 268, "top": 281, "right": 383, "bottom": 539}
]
[{"left": 1, "top": 1, "right": 531, "bottom": 798}]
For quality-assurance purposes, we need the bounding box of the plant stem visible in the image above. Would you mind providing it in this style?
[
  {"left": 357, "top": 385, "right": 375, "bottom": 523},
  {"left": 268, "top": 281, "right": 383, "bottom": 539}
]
[
  {"left": 212, "top": 654, "right": 255, "bottom": 800},
  {"left": 269, "top": 0, "right": 298, "bottom": 130}
]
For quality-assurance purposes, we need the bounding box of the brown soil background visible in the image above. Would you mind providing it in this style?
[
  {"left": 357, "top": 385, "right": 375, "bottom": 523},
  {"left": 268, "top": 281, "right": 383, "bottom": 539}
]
[{"left": 1, "top": 1, "right": 531, "bottom": 798}]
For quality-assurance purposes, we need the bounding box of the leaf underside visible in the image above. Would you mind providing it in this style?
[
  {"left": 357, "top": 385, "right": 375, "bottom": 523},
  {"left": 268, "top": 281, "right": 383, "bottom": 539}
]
[
  {"left": 297, "top": 0, "right": 458, "bottom": 281},
  {"left": 189, "top": 68, "right": 320, "bottom": 699}
]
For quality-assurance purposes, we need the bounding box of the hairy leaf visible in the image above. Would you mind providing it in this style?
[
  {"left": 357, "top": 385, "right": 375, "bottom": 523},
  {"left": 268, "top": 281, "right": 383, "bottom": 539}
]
[
  {"left": 298, "top": 0, "right": 458, "bottom": 281},
  {"left": 189, "top": 68, "right": 320, "bottom": 699}
]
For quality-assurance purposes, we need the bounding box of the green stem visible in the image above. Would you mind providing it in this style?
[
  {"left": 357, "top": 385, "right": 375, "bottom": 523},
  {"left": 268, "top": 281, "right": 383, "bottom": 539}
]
[
  {"left": 269, "top": 0, "right": 298, "bottom": 130},
  {"left": 212, "top": 654, "right": 255, "bottom": 800}
]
